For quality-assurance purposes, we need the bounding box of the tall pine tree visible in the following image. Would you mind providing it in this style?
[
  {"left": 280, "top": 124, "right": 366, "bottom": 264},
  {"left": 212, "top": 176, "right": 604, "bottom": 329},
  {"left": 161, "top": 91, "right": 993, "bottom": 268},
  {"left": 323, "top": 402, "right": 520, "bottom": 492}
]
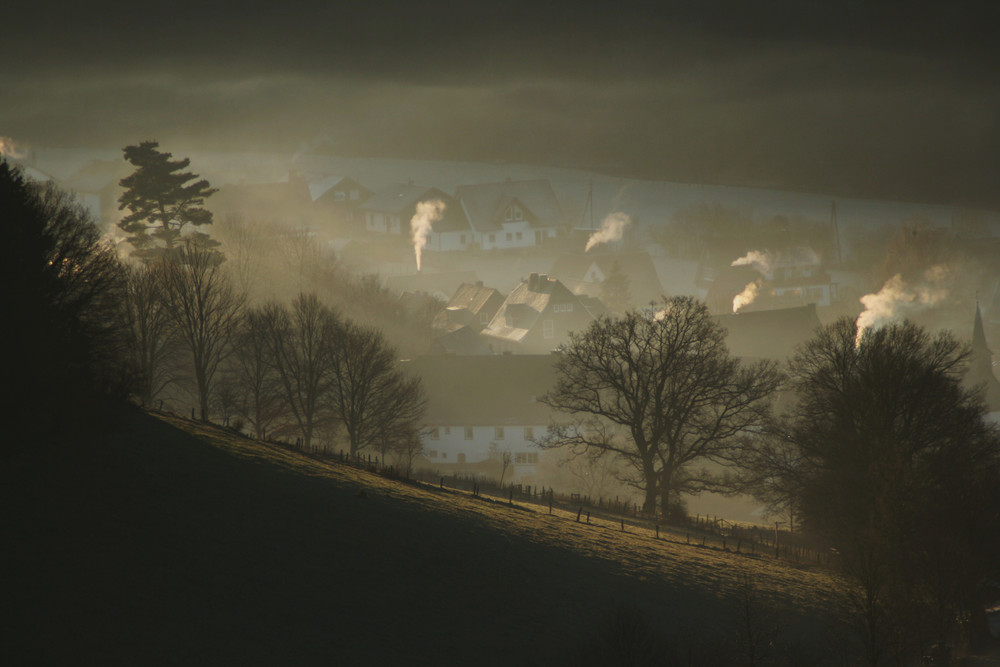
[{"left": 118, "top": 141, "right": 219, "bottom": 260}]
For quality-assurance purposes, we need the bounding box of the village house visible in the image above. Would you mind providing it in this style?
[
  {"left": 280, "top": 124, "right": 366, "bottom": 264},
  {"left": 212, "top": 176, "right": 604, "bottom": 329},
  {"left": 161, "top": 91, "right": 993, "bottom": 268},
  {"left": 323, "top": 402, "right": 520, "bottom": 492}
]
[
  {"left": 403, "top": 354, "right": 559, "bottom": 480},
  {"left": 432, "top": 281, "right": 506, "bottom": 333},
  {"left": 455, "top": 179, "right": 567, "bottom": 250},
  {"left": 359, "top": 183, "right": 473, "bottom": 250},
  {"left": 481, "top": 273, "right": 597, "bottom": 354}
]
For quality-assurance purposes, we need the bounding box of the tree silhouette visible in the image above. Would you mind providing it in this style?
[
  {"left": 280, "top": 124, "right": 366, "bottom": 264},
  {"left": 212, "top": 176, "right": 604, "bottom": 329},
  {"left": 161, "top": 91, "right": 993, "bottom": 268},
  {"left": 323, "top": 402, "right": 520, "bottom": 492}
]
[
  {"left": 160, "top": 242, "right": 245, "bottom": 421},
  {"left": 328, "top": 320, "right": 426, "bottom": 456},
  {"left": 541, "top": 296, "right": 780, "bottom": 515},
  {"left": 744, "top": 318, "right": 1000, "bottom": 662},
  {"left": 260, "top": 294, "right": 339, "bottom": 449},
  {"left": 1, "top": 160, "right": 129, "bottom": 441},
  {"left": 118, "top": 141, "right": 218, "bottom": 260}
]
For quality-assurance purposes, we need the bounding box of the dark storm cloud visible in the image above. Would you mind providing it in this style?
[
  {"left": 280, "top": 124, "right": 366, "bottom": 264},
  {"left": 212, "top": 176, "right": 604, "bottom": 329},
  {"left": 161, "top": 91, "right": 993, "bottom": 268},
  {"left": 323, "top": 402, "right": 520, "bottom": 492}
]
[{"left": 3, "top": 1, "right": 999, "bottom": 205}]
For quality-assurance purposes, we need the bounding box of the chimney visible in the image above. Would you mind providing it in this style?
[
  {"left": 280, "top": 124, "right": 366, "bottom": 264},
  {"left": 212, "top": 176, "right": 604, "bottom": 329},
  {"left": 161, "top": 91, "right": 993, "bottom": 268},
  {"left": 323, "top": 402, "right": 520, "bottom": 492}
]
[{"left": 528, "top": 273, "right": 540, "bottom": 290}]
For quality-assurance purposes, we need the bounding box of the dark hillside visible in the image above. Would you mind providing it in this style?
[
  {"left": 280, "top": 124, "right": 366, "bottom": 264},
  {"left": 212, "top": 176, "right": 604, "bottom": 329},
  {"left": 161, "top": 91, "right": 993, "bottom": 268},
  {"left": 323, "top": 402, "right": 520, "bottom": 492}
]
[{"left": 3, "top": 409, "right": 843, "bottom": 665}]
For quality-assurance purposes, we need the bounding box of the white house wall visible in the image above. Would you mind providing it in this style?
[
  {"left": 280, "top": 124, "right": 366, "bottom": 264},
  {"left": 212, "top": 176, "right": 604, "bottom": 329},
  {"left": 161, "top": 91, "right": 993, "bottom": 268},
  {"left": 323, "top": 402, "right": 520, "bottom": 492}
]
[
  {"left": 422, "top": 423, "right": 545, "bottom": 468},
  {"left": 479, "top": 221, "right": 536, "bottom": 250}
]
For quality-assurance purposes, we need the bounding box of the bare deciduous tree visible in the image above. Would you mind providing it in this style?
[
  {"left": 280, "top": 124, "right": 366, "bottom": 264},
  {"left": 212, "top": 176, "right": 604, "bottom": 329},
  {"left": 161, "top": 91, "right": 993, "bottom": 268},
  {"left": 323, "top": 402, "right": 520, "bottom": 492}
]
[
  {"left": 541, "top": 296, "right": 781, "bottom": 516},
  {"left": 328, "top": 321, "right": 426, "bottom": 455},
  {"left": 260, "top": 294, "right": 338, "bottom": 448},
  {"left": 161, "top": 242, "right": 245, "bottom": 421},
  {"left": 225, "top": 305, "right": 286, "bottom": 438},
  {"left": 120, "top": 262, "right": 177, "bottom": 407}
]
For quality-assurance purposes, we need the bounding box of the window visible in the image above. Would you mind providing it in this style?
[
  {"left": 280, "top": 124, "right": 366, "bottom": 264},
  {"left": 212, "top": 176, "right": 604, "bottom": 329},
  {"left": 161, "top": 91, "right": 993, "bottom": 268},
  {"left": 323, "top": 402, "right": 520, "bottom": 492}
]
[
  {"left": 464, "top": 427, "right": 473, "bottom": 440},
  {"left": 441, "top": 452, "right": 447, "bottom": 459},
  {"left": 429, "top": 427, "right": 440, "bottom": 440},
  {"left": 515, "top": 452, "right": 527, "bottom": 464},
  {"left": 495, "top": 426, "right": 505, "bottom": 440},
  {"left": 524, "top": 427, "right": 534, "bottom": 440},
  {"left": 457, "top": 453, "right": 466, "bottom": 463},
  {"left": 334, "top": 191, "right": 346, "bottom": 201},
  {"left": 515, "top": 231, "right": 522, "bottom": 241},
  {"left": 515, "top": 207, "right": 523, "bottom": 220},
  {"left": 443, "top": 427, "right": 450, "bottom": 435},
  {"left": 543, "top": 319, "right": 554, "bottom": 339},
  {"left": 528, "top": 452, "right": 538, "bottom": 464},
  {"left": 428, "top": 450, "right": 438, "bottom": 458},
  {"left": 553, "top": 303, "right": 573, "bottom": 313}
]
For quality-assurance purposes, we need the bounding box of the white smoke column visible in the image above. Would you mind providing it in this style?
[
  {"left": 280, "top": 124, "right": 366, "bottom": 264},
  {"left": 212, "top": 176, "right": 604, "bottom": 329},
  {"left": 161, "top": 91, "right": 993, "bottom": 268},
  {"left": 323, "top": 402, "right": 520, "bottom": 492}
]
[
  {"left": 732, "top": 280, "right": 761, "bottom": 313},
  {"left": 410, "top": 200, "right": 446, "bottom": 272},
  {"left": 731, "top": 250, "right": 775, "bottom": 275},
  {"left": 585, "top": 212, "right": 632, "bottom": 252},
  {"left": 854, "top": 264, "right": 951, "bottom": 345}
]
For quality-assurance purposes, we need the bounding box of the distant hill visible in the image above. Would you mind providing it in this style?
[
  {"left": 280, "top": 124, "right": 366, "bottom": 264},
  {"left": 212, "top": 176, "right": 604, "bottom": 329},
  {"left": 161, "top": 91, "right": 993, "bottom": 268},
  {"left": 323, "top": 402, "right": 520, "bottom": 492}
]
[{"left": 3, "top": 409, "right": 845, "bottom": 665}]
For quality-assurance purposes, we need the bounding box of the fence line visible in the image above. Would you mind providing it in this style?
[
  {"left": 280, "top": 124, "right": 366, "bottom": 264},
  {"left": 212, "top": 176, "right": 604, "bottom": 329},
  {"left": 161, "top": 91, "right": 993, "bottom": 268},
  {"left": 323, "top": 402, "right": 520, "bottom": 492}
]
[{"left": 161, "top": 408, "right": 835, "bottom": 568}]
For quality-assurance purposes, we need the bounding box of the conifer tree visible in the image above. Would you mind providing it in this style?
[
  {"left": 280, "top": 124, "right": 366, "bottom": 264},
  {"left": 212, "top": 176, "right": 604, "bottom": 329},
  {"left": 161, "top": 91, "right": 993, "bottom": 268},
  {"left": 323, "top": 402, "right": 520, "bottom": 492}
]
[{"left": 118, "top": 141, "right": 218, "bottom": 260}]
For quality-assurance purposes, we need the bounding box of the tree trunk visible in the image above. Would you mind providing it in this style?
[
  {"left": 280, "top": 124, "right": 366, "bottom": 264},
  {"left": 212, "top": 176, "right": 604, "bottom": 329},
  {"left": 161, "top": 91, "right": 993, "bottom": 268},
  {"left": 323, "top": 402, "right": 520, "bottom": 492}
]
[
  {"left": 641, "top": 460, "right": 658, "bottom": 514},
  {"left": 659, "top": 468, "right": 674, "bottom": 519}
]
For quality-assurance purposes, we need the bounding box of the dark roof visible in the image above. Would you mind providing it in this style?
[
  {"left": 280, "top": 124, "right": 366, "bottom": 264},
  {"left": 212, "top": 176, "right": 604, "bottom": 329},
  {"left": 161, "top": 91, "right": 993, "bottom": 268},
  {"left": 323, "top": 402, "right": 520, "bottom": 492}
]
[
  {"left": 403, "top": 354, "right": 559, "bottom": 424},
  {"left": 360, "top": 183, "right": 450, "bottom": 215},
  {"left": 715, "top": 303, "right": 822, "bottom": 361},
  {"left": 548, "top": 252, "right": 665, "bottom": 305},
  {"left": 455, "top": 180, "right": 565, "bottom": 232},
  {"left": 306, "top": 175, "right": 372, "bottom": 202},
  {"left": 385, "top": 271, "right": 479, "bottom": 300},
  {"left": 428, "top": 326, "right": 495, "bottom": 356}
]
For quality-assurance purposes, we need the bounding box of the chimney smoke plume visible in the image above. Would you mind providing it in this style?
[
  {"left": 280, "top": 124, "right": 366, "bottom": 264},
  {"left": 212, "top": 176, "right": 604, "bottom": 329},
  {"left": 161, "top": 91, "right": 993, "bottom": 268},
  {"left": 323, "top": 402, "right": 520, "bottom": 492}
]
[
  {"left": 410, "top": 199, "right": 446, "bottom": 272},
  {"left": 585, "top": 212, "right": 631, "bottom": 252},
  {"left": 854, "top": 265, "right": 951, "bottom": 345}
]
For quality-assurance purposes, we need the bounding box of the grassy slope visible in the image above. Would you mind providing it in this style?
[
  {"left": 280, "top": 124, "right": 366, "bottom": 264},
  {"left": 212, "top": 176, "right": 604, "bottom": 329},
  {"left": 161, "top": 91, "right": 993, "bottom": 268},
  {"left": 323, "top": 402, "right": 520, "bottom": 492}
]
[{"left": 3, "top": 409, "right": 846, "bottom": 665}]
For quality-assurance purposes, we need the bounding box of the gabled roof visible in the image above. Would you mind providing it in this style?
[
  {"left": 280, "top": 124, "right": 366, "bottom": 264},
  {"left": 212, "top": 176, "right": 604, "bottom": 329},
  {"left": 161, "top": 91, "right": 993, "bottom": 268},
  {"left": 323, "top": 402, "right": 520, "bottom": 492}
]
[
  {"left": 455, "top": 180, "right": 565, "bottom": 232},
  {"left": 403, "top": 354, "right": 559, "bottom": 424},
  {"left": 359, "top": 183, "right": 450, "bottom": 215},
  {"left": 385, "top": 271, "right": 479, "bottom": 301},
  {"left": 446, "top": 282, "right": 504, "bottom": 314},
  {"left": 715, "top": 303, "right": 822, "bottom": 361},
  {"left": 482, "top": 274, "right": 578, "bottom": 344},
  {"left": 306, "top": 175, "right": 369, "bottom": 202}
]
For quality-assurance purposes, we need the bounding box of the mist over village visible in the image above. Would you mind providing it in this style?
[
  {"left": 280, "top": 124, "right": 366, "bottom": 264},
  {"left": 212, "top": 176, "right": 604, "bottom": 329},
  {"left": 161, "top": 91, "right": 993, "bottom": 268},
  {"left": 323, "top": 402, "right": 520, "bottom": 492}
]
[{"left": 3, "top": 2, "right": 1000, "bottom": 665}]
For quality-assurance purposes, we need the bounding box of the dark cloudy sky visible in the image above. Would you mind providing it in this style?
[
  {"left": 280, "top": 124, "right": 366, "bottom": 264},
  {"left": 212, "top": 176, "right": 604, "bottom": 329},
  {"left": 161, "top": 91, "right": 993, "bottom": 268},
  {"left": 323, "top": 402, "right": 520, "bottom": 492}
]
[{"left": 3, "top": 1, "right": 999, "bottom": 205}]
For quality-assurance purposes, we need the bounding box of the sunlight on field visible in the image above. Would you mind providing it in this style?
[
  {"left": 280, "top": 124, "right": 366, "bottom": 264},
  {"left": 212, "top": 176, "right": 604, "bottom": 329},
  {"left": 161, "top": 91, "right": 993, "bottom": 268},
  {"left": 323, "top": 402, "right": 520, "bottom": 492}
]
[{"left": 159, "top": 412, "right": 845, "bottom": 618}]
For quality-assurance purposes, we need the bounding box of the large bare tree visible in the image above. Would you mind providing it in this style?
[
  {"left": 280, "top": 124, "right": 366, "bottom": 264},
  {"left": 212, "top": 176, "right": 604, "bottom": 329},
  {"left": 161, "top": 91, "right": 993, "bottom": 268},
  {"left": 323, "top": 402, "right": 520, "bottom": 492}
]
[
  {"left": 120, "top": 262, "right": 178, "bottom": 407},
  {"left": 541, "top": 296, "right": 780, "bottom": 516},
  {"left": 161, "top": 242, "right": 245, "bottom": 421},
  {"left": 260, "top": 294, "right": 338, "bottom": 449},
  {"left": 225, "top": 305, "right": 287, "bottom": 438},
  {"left": 328, "top": 321, "right": 426, "bottom": 455}
]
